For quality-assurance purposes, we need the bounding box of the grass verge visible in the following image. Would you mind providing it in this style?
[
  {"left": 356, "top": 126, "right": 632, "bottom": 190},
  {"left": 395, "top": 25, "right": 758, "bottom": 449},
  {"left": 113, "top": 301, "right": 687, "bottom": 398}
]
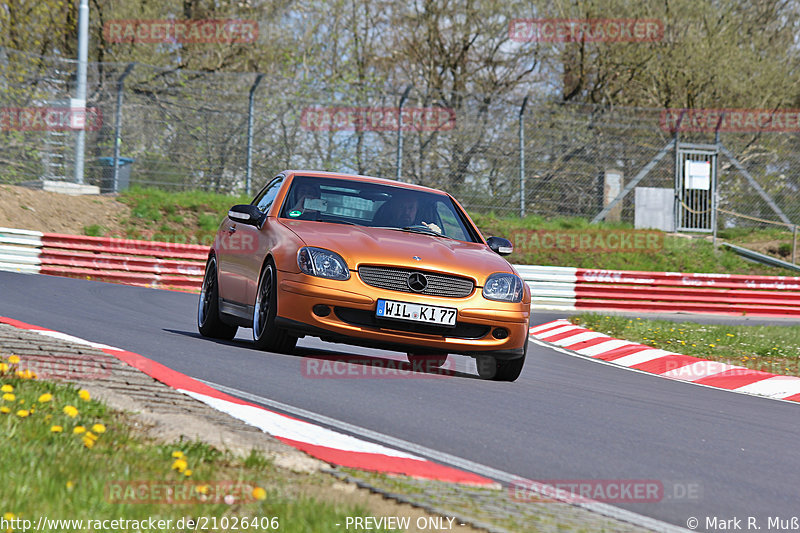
[
  {"left": 571, "top": 314, "right": 800, "bottom": 378},
  {"left": 0, "top": 353, "right": 395, "bottom": 533},
  {"left": 472, "top": 213, "right": 789, "bottom": 275}
]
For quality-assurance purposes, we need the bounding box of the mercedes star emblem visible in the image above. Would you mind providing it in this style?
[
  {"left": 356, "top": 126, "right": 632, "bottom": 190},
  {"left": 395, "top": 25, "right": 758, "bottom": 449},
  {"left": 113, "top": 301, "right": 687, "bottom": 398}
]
[{"left": 407, "top": 272, "right": 428, "bottom": 292}]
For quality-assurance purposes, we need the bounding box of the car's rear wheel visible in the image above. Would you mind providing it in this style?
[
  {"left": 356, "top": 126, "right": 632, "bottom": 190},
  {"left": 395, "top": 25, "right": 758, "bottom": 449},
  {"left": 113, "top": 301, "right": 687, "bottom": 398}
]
[
  {"left": 253, "top": 260, "right": 297, "bottom": 353},
  {"left": 406, "top": 353, "right": 448, "bottom": 369},
  {"left": 197, "top": 256, "right": 238, "bottom": 340}
]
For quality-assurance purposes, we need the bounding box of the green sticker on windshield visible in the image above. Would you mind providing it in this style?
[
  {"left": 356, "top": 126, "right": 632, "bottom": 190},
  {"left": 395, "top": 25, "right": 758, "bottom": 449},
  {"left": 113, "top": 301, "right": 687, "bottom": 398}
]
[{"left": 288, "top": 210, "right": 302, "bottom": 217}]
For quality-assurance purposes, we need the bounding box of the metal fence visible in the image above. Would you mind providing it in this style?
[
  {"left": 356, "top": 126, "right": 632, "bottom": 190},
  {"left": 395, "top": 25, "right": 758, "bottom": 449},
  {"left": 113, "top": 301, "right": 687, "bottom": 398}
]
[{"left": 1, "top": 47, "right": 798, "bottom": 232}]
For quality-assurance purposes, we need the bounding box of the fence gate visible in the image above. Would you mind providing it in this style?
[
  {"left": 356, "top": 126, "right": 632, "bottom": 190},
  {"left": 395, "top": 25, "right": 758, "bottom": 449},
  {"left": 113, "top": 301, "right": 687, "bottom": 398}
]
[{"left": 675, "top": 143, "right": 717, "bottom": 232}]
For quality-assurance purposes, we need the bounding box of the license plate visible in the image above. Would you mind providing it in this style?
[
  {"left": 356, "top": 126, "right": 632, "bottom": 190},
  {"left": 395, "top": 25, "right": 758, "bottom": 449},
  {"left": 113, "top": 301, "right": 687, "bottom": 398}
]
[{"left": 376, "top": 299, "right": 457, "bottom": 326}]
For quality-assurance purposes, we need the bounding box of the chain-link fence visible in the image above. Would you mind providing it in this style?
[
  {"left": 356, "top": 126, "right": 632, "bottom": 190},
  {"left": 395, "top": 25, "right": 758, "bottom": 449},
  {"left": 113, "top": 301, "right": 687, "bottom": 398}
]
[{"left": 1, "top": 47, "right": 798, "bottom": 234}]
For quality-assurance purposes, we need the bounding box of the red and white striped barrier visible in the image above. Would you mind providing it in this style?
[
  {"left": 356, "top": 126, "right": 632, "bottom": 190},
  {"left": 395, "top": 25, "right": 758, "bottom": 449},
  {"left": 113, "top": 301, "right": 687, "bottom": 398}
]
[
  {"left": 518, "top": 265, "right": 800, "bottom": 317},
  {"left": 0, "top": 227, "right": 206, "bottom": 291},
  {"left": 3, "top": 228, "right": 800, "bottom": 317},
  {"left": 530, "top": 319, "right": 800, "bottom": 403},
  {"left": 0, "top": 315, "right": 493, "bottom": 485}
]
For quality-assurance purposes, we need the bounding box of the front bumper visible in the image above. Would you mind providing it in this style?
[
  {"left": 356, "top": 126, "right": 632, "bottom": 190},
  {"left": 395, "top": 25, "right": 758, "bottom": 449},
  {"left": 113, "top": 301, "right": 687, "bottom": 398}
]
[{"left": 276, "top": 270, "right": 530, "bottom": 359}]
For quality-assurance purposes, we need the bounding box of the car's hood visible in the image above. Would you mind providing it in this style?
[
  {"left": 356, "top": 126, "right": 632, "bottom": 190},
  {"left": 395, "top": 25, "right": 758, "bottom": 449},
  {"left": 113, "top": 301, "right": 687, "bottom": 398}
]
[{"left": 280, "top": 220, "right": 515, "bottom": 284}]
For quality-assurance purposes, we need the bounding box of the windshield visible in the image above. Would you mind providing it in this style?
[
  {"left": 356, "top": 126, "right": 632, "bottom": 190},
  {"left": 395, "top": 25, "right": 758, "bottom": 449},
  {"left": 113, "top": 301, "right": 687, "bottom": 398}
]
[{"left": 279, "top": 176, "right": 481, "bottom": 243}]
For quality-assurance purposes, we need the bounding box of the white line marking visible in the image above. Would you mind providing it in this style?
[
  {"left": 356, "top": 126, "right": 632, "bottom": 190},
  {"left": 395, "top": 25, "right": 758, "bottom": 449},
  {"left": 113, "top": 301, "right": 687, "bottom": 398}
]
[
  {"left": 734, "top": 376, "right": 800, "bottom": 399},
  {"left": 536, "top": 324, "right": 584, "bottom": 339},
  {"left": 613, "top": 349, "right": 675, "bottom": 368},
  {"left": 551, "top": 331, "right": 609, "bottom": 347},
  {"left": 574, "top": 339, "right": 635, "bottom": 357},
  {"left": 529, "top": 319, "right": 571, "bottom": 334},
  {"left": 529, "top": 337, "right": 800, "bottom": 406},
  {"left": 198, "top": 378, "right": 689, "bottom": 533},
  {"left": 181, "top": 388, "right": 420, "bottom": 458}
]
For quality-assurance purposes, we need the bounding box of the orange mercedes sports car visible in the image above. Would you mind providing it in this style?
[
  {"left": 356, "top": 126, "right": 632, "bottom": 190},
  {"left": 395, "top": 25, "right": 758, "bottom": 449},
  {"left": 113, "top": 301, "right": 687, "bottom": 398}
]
[{"left": 197, "top": 170, "right": 531, "bottom": 381}]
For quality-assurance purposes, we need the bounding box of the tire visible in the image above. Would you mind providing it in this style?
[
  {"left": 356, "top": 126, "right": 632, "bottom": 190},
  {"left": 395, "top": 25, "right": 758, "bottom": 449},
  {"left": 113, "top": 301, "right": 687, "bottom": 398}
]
[
  {"left": 197, "top": 256, "right": 238, "bottom": 340},
  {"left": 253, "top": 260, "right": 297, "bottom": 353},
  {"left": 476, "top": 332, "right": 528, "bottom": 382},
  {"left": 407, "top": 353, "right": 448, "bottom": 369}
]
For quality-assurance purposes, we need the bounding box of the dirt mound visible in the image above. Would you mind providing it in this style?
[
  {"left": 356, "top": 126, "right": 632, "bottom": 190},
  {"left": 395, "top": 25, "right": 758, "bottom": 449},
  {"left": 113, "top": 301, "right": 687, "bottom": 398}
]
[{"left": 0, "top": 184, "right": 130, "bottom": 235}]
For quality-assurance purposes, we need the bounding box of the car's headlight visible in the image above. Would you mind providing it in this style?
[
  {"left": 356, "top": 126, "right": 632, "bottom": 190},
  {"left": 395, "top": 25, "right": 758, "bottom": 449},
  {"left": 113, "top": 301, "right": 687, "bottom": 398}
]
[
  {"left": 297, "top": 247, "right": 350, "bottom": 280},
  {"left": 482, "top": 273, "right": 524, "bottom": 302}
]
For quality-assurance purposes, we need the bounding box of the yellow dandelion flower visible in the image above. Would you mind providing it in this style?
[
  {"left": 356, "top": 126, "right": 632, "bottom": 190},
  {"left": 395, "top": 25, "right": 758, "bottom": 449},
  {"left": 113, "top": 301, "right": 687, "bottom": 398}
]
[
  {"left": 195, "top": 484, "right": 210, "bottom": 495},
  {"left": 726, "top": 333, "right": 735, "bottom": 337},
  {"left": 3, "top": 512, "right": 14, "bottom": 520},
  {"left": 171, "top": 458, "right": 188, "bottom": 472},
  {"left": 63, "top": 405, "right": 78, "bottom": 418},
  {"left": 2, "top": 393, "right": 15, "bottom": 402},
  {"left": 82, "top": 436, "right": 95, "bottom": 448},
  {"left": 85, "top": 432, "right": 98, "bottom": 441},
  {"left": 73, "top": 426, "right": 86, "bottom": 434},
  {"left": 183, "top": 469, "right": 193, "bottom": 477},
  {"left": 0, "top": 363, "right": 8, "bottom": 372},
  {"left": 51, "top": 425, "right": 63, "bottom": 433},
  {"left": 0, "top": 385, "right": 12, "bottom": 393},
  {"left": 252, "top": 487, "right": 267, "bottom": 500},
  {"left": 66, "top": 481, "right": 74, "bottom": 489},
  {"left": 16, "top": 409, "right": 29, "bottom": 418},
  {"left": 38, "top": 393, "right": 53, "bottom": 403},
  {"left": 91, "top": 423, "right": 106, "bottom": 434},
  {"left": 8, "top": 355, "right": 19, "bottom": 364},
  {"left": 0, "top": 406, "right": 10, "bottom": 414},
  {"left": 171, "top": 451, "right": 184, "bottom": 459},
  {"left": 78, "top": 389, "right": 91, "bottom": 401},
  {"left": 709, "top": 344, "right": 716, "bottom": 348}
]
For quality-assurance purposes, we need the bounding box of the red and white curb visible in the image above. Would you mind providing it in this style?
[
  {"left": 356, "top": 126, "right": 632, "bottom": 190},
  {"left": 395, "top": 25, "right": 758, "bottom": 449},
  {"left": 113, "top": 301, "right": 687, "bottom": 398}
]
[
  {"left": 0, "top": 316, "right": 493, "bottom": 486},
  {"left": 530, "top": 319, "right": 800, "bottom": 403}
]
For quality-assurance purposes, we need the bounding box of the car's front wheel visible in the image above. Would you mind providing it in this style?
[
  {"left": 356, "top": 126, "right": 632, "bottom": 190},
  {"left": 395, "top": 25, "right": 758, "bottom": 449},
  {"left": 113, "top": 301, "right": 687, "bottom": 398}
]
[
  {"left": 197, "top": 256, "right": 238, "bottom": 340},
  {"left": 476, "top": 334, "right": 528, "bottom": 382},
  {"left": 253, "top": 260, "right": 297, "bottom": 353}
]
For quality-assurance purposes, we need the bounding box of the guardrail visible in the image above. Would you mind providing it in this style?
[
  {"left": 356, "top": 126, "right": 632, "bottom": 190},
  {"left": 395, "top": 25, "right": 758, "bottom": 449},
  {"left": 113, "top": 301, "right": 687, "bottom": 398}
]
[
  {"left": 2, "top": 228, "right": 799, "bottom": 316},
  {"left": 519, "top": 265, "right": 800, "bottom": 317},
  {"left": 0, "top": 227, "right": 206, "bottom": 291}
]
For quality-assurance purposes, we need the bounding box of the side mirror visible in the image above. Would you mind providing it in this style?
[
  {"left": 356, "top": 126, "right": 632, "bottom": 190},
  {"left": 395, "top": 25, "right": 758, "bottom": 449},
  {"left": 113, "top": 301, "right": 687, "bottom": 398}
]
[
  {"left": 228, "top": 204, "right": 264, "bottom": 226},
  {"left": 487, "top": 236, "right": 513, "bottom": 256}
]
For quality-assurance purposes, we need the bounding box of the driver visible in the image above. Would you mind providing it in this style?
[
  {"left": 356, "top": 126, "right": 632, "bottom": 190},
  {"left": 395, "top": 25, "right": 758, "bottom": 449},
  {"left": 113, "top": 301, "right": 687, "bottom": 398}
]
[{"left": 386, "top": 194, "right": 441, "bottom": 233}]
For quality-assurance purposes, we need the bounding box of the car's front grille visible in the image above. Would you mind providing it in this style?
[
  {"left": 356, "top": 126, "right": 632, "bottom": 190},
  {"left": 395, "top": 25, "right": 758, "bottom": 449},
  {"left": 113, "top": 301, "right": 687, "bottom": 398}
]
[
  {"left": 334, "top": 307, "right": 490, "bottom": 339},
  {"left": 358, "top": 266, "right": 474, "bottom": 298}
]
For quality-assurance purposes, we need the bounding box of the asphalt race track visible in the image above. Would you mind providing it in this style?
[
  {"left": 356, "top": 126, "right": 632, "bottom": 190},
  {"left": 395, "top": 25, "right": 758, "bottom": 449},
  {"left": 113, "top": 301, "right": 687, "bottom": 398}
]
[{"left": 2, "top": 270, "right": 799, "bottom": 530}]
